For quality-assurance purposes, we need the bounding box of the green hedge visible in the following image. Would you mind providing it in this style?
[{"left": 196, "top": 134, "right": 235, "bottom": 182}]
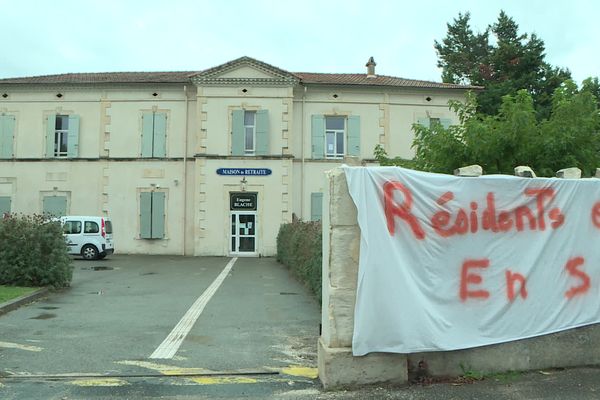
[
  {"left": 276, "top": 220, "right": 322, "bottom": 303},
  {"left": 0, "top": 214, "right": 73, "bottom": 288}
]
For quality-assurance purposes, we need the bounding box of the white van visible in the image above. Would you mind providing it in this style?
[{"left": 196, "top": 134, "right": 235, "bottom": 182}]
[{"left": 60, "top": 216, "right": 115, "bottom": 260}]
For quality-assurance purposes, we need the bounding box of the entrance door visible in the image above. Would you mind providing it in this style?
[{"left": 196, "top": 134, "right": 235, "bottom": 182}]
[{"left": 231, "top": 212, "right": 257, "bottom": 255}]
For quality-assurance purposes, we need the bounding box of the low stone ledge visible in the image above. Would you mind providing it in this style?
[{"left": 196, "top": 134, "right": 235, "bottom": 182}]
[{"left": 318, "top": 338, "right": 408, "bottom": 390}]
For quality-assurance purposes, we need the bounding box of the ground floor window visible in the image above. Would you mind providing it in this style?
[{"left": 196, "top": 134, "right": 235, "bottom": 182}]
[
  {"left": 140, "top": 191, "right": 165, "bottom": 239},
  {"left": 43, "top": 195, "right": 67, "bottom": 217}
]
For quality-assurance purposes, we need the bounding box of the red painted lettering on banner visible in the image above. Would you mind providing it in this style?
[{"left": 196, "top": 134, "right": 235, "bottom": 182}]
[
  {"left": 525, "top": 188, "right": 564, "bottom": 231},
  {"left": 460, "top": 259, "right": 490, "bottom": 301},
  {"left": 565, "top": 256, "right": 591, "bottom": 299},
  {"left": 592, "top": 202, "right": 600, "bottom": 228},
  {"left": 383, "top": 181, "right": 425, "bottom": 240},
  {"left": 505, "top": 270, "right": 528, "bottom": 301}
]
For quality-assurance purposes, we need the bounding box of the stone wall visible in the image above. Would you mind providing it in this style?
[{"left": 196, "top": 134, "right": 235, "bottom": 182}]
[{"left": 318, "top": 166, "right": 600, "bottom": 389}]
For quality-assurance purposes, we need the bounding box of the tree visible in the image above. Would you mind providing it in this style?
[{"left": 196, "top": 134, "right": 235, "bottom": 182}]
[
  {"left": 435, "top": 11, "right": 571, "bottom": 120},
  {"left": 375, "top": 81, "right": 600, "bottom": 177}
]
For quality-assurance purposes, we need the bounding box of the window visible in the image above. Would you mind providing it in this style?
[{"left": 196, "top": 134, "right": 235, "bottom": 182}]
[
  {"left": 141, "top": 112, "right": 167, "bottom": 158},
  {"left": 63, "top": 221, "right": 82, "bottom": 234},
  {"left": 232, "top": 109, "right": 269, "bottom": 156},
  {"left": 311, "top": 115, "right": 360, "bottom": 159},
  {"left": 0, "top": 196, "right": 10, "bottom": 216},
  {"left": 325, "top": 117, "right": 345, "bottom": 159},
  {"left": 244, "top": 111, "right": 256, "bottom": 155},
  {"left": 311, "top": 192, "right": 323, "bottom": 221},
  {"left": 43, "top": 195, "right": 67, "bottom": 216},
  {"left": 46, "top": 114, "right": 79, "bottom": 158},
  {"left": 0, "top": 114, "right": 15, "bottom": 159},
  {"left": 417, "top": 117, "right": 451, "bottom": 129},
  {"left": 84, "top": 221, "right": 99, "bottom": 233},
  {"left": 140, "top": 191, "right": 165, "bottom": 239}
]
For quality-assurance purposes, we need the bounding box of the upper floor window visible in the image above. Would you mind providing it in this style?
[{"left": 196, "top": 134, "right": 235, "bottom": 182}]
[
  {"left": 325, "top": 116, "right": 345, "bottom": 159},
  {"left": 0, "top": 114, "right": 15, "bottom": 159},
  {"left": 232, "top": 109, "right": 269, "bottom": 156},
  {"left": 244, "top": 111, "right": 256, "bottom": 155},
  {"left": 141, "top": 112, "right": 167, "bottom": 158},
  {"left": 311, "top": 115, "right": 360, "bottom": 160},
  {"left": 417, "top": 117, "right": 451, "bottom": 129},
  {"left": 46, "top": 114, "right": 79, "bottom": 158}
]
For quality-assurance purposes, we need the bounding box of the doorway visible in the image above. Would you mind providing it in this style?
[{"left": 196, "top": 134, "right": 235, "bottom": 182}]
[{"left": 229, "top": 192, "right": 258, "bottom": 255}]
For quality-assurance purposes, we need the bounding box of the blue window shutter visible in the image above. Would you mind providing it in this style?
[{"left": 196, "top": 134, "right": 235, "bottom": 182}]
[
  {"left": 140, "top": 192, "right": 152, "bottom": 238},
  {"left": 67, "top": 115, "right": 80, "bottom": 158},
  {"left": 153, "top": 113, "right": 167, "bottom": 157},
  {"left": 151, "top": 191, "right": 166, "bottom": 239},
  {"left": 141, "top": 113, "right": 154, "bottom": 157},
  {"left": 43, "top": 196, "right": 67, "bottom": 217},
  {"left": 0, "top": 115, "right": 15, "bottom": 158},
  {"left": 311, "top": 115, "right": 325, "bottom": 159},
  {"left": 231, "top": 110, "right": 245, "bottom": 156},
  {"left": 417, "top": 118, "right": 430, "bottom": 128},
  {"left": 255, "top": 110, "right": 269, "bottom": 156},
  {"left": 0, "top": 196, "right": 11, "bottom": 215},
  {"left": 347, "top": 116, "right": 361, "bottom": 157},
  {"left": 311, "top": 192, "right": 323, "bottom": 221},
  {"left": 440, "top": 118, "right": 452, "bottom": 129},
  {"left": 46, "top": 115, "right": 56, "bottom": 157}
]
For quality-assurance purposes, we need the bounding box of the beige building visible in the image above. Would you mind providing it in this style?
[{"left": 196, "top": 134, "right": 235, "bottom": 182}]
[{"left": 0, "top": 57, "right": 476, "bottom": 257}]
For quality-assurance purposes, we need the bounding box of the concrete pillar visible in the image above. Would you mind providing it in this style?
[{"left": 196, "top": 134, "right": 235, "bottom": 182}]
[
  {"left": 514, "top": 166, "right": 536, "bottom": 178},
  {"left": 454, "top": 165, "right": 482, "bottom": 177},
  {"left": 319, "top": 168, "right": 407, "bottom": 389},
  {"left": 556, "top": 167, "right": 581, "bottom": 179}
]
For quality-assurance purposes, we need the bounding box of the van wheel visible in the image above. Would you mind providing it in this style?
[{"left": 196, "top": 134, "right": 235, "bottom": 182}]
[{"left": 82, "top": 245, "right": 99, "bottom": 260}]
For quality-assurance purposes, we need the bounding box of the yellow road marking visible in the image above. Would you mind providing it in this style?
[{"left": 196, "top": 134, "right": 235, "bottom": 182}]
[
  {"left": 280, "top": 366, "right": 319, "bottom": 379},
  {"left": 71, "top": 378, "right": 128, "bottom": 387},
  {"left": 116, "top": 360, "right": 211, "bottom": 375},
  {"left": 0, "top": 341, "right": 42, "bottom": 352},
  {"left": 190, "top": 376, "right": 258, "bottom": 385}
]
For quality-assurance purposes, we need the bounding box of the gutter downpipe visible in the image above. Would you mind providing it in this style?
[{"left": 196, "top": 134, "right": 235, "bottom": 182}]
[
  {"left": 301, "top": 85, "right": 307, "bottom": 219},
  {"left": 182, "top": 85, "right": 189, "bottom": 256}
]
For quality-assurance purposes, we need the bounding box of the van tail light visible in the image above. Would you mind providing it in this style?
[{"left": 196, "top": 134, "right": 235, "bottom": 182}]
[{"left": 101, "top": 219, "right": 106, "bottom": 238}]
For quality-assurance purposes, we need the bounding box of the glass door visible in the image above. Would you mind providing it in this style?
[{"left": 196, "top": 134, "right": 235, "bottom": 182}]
[{"left": 231, "top": 212, "right": 256, "bottom": 255}]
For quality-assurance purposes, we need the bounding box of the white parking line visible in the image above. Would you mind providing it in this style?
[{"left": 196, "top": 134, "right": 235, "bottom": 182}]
[{"left": 149, "top": 257, "right": 237, "bottom": 359}]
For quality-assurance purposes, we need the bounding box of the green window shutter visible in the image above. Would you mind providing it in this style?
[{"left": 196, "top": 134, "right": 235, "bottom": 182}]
[
  {"left": 440, "top": 118, "right": 452, "bottom": 129},
  {"left": 153, "top": 113, "right": 167, "bottom": 157},
  {"left": 46, "top": 115, "right": 57, "bottom": 157},
  {"left": 141, "top": 113, "right": 154, "bottom": 157},
  {"left": 311, "top": 192, "right": 323, "bottom": 221},
  {"left": 43, "top": 196, "right": 67, "bottom": 217},
  {"left": 255, "top": 110, "right": 269, "bottom": 156},
  {"left": 67, "top": 115, "right": 80, "bottom": 158},
  {"left": 140, "top": 192, "right": 152, "bottom": 238},
  {"left": 417, "top": 118, "right": 430, "bottom": 128},
  {"left": 311, "top": 115, "right": 325, "bottom": 159},
  {"left": 151, "top": 192, "right": 166, "bottom": 239},
  {"left": 231, "top": 110, "right": 245, "bottom": 156},
  {"left": 0, "top": 115, "right": 15, "bottom": 159},
  {"left": 347, "top": 116, "right": 361, "bottom": 157},
  {"left": 0, "top": 196, "right": 11, "bottom": 215}
]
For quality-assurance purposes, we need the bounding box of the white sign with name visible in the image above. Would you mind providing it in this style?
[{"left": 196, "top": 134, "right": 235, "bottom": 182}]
[{"left": 343, "top": 166, "right": 600, "bottom": 355}]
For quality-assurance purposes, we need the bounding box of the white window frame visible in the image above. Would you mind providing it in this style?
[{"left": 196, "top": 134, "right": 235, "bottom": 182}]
[
  {"left": 54, "top": 114, "right": 69, "bottom": 158},
  {"left": 244, "top": 110, "right": 256, "bottom": 155},
  {"left": 325, "top": 116, "right": 346, "bottom": 159}
]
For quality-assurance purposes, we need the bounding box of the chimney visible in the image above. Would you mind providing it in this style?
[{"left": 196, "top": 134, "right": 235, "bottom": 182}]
[{"left": 366, "top": 57, "right": 376, "bottom": 78}]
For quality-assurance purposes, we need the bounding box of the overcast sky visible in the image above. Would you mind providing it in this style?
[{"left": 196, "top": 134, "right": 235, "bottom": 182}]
[{"left": 1, "top": 0, "right": 597, "bottom": 84}]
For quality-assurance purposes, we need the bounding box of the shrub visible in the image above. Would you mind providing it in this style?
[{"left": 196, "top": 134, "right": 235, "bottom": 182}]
[
  {"left": 277, "top": 220, "right": 322, "bottom": 303},
  {"left": 0, "top": 214, "right": 73, "bottom": 288}
]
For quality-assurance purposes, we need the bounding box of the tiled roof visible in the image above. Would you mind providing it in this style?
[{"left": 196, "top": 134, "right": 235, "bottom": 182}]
[
  {"left": 0, "top": 71, "right": 197, "bottom": 84},
  {"left": 294, "top": 73, "right": 481, "bottom": 90},
  {"left": 0, "top": 70, "right": 481, "bottom": 90}
]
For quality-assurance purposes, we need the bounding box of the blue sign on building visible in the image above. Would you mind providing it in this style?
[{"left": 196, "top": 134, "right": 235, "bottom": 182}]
[{"left": 216, "top": 168, "right": 272, "bottom": 176}]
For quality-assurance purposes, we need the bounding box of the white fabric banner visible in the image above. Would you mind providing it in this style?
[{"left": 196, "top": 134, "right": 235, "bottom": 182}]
[{"left": 343, "top": 166, "right": 600, "bottom": 356}]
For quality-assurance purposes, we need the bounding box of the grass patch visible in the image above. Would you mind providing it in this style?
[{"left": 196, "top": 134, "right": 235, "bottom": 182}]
[{"left": 0, "top": 285, "right": 38, "bottom": 303}]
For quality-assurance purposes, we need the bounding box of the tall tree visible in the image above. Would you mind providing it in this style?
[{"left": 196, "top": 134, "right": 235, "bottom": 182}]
[{"left": 435, "top": 11, "right": 571, "bottom": 119}]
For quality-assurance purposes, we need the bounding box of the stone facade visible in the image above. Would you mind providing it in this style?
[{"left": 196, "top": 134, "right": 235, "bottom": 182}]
[{"left": 0, "top": 57, "right": 474, "bottom": 257}]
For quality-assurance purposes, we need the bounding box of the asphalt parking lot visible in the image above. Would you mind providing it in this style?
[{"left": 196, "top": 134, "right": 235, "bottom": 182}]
[{"left": 0, "top": 255, "right": 322, "bottom": 399}]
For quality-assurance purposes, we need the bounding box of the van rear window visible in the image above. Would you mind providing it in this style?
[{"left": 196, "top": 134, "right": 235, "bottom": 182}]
[{"left": 105, "top": 220, "right": 113, "bottom": 234}]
